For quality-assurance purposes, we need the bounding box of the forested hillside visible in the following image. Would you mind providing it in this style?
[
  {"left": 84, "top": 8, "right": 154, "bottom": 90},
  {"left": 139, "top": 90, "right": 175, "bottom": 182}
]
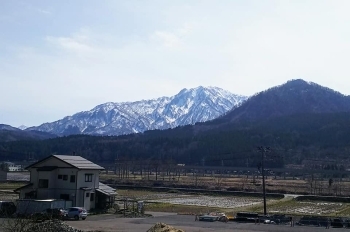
[
  {"left": 2, "top": 80, "right": 350, "bottom": 169},
  {"left": 1, "top": 112, "right": 350, "bottom": 169}
]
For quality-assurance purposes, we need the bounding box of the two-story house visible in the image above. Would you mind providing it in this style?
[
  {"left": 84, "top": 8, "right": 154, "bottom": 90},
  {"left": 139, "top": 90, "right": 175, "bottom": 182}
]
[{"left": 15, "top": 155, "right": 116, "bottom": 210}]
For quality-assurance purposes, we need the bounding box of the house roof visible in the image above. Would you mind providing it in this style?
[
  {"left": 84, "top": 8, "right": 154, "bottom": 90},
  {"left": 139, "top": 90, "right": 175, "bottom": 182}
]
[
  {"left": 96, "top": 182, "right": 117, "bottom": 196},
  {"left": 14, "top": 183, "right": 33, "bottom": 193},
  {"left": 53, "top": 155, "right": 105, "bottom": 170},
  {"left": 25, "top": 155, "right": 105, "bottom": 170}
]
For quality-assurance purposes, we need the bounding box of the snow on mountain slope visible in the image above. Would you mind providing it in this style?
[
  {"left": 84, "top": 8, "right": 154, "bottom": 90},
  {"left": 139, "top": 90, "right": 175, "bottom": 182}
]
[
  {"left": 18, "top": 125, "right": 28, "bottom": 130},
  {"left": 27, "top": 86, "right": 247, "bottom": 136}
]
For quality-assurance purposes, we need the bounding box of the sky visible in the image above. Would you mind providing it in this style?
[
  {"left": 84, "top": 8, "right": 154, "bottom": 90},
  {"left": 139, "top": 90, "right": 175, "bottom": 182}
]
[{"left": 1, "top": 0, "right": 350, "bottom": 127}]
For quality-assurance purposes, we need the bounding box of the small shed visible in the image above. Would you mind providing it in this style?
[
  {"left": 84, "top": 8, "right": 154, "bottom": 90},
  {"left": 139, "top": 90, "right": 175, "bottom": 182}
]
[
  {"left": 96, "top": 182, "right": 117, "bottom": 209},
  {"left": 16, "top": 199, "right": 72, "bottom": 216}
]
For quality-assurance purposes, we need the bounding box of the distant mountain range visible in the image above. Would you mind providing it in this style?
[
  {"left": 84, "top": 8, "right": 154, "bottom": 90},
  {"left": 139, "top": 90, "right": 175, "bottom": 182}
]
[
  {"left": 2, "top": 79, "right": 350, "bottom": 166},
  {"left": 25, "top": 86, "right": 247, "bottom": 136},
  {"left": 0, "top": 124, "right": 56, "bottom": 142},
  {"left": 2, "top": 79, "right": 350, "bottom": 142}
]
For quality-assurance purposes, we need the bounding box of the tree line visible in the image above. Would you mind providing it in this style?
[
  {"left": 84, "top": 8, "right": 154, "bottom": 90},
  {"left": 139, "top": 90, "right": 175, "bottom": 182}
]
[{"left": 1, "top": 112, "right": 350, "bottom": 169}]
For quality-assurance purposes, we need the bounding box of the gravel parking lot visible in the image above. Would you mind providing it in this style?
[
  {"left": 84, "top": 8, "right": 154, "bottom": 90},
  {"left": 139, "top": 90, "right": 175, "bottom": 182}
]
[{"left": 65, "top": 212, "right": 346, "bottom": 232}]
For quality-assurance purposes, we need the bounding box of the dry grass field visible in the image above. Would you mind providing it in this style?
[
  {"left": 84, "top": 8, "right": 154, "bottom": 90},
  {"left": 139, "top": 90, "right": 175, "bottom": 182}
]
[
  {"left": 101, "top": 171, "right": 350, "bottom": 217},
  {"left": 116, "top": 189, "right": 350, "bottom": 218},
  {"left": 100, "top": 171, "right": 350, "bottom": 196},
  {"left": 0, "top": 182, "right": 23, "bottom": 201},
  {"left": 2, "top": 172, "right": 350, "bottom": 218}
]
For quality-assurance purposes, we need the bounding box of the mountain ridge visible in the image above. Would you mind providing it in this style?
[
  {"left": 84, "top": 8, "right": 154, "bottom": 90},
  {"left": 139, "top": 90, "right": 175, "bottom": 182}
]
[
  {"left": 26, "top": 86, "right": 247, "bottom": 136},
  {"left": 2, "top": 79, "right": 350, "bottom": 167},
  {"left": 217, "top": 79, "right": 350, "bottom": 124},
  {"left": 0, "top": 124, "right": 56, "bottom": 142}
]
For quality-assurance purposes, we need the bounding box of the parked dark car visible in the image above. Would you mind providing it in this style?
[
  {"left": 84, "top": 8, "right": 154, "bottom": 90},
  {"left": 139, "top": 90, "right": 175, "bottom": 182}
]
[
  {"left": 234, "top": 212, "right": 259, "bottom": 223},
  {"left": 31, "top": 208, "right": 66, "bottom": 222},
  {"left": 343, "top": 219, "right": 350, "bottom": 228},
  {"left": 269, "top": 214, "right": 290, "bottom": 224},
  {"left": 0, "top": 201, "right": 16, "bottom": 217},
  {"left": 297, "top": 216, "right": 329, "bottom": 227},
  {"left": 198, "top": 214, "right": 219, "bottom": 222},
  {"left": 331, "top": 218, "right": 344, "bottom": 228}
]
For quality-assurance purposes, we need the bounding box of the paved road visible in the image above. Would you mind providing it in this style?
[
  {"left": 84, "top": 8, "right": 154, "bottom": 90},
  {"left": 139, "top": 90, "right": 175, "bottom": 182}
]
[
  {"left": 0, "top": 212, "right": 344, "bottom": 232},
  {"left": 65, "top": 212, "right": 346, "bottom": 232}
]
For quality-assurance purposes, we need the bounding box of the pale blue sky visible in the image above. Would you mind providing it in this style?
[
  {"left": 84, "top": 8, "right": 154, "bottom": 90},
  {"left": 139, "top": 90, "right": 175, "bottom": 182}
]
[{"left": 1, "top": 0, "right": 350, "bottom": 127}]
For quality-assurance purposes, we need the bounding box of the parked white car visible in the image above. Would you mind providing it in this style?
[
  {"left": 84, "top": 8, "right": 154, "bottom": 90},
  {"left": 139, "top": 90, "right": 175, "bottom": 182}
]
[{"left": 65, "top": 207, "right": 88, "bottom": 220}]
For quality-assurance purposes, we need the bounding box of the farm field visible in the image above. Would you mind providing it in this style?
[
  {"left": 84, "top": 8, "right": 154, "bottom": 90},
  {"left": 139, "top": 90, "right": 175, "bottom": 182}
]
[
  {"left": 2, "top": 171, "right": 350, "bottom": 218},
  {"left": 116, "top": 189, "right": 350, "bottom": 218},
  {"left": 100, "top": 169, "right": 350, "bottom": 196}
]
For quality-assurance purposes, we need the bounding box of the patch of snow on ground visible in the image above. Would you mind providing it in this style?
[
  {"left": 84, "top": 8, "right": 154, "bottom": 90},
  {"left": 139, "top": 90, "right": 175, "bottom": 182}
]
[
  {"left": 7, "top": 172, "right": 30, "bottom": 181},
  {"left": 146, "top": 194, "right": 262, "bottom": 208}
]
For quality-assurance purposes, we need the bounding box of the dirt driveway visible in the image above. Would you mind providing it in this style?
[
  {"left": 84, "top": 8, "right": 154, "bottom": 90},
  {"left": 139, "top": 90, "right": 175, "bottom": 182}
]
[{"left": 65, "top": 212, "right": 345, "bottom": 232}]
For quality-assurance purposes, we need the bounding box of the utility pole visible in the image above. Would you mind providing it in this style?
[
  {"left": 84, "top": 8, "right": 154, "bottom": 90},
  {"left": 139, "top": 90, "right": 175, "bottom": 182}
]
[{"left": 257, "top": 146, "right": 270, "bottom": 216}]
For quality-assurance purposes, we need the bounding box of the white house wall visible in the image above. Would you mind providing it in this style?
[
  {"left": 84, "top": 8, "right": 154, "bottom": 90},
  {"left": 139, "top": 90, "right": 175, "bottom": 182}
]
[
  {"left": 55, "top": 168, "right": 78, "bottom": 189},
  {"left": 76, "top": 170, "right": 100, "bottom": 189},
  {"left": 76, "top": 170, "right": 100, "bottom": 210},
  {"left": 36, "top": 170, "right": 55, "bottom": 199},
  {"left": 54, "top": 168, "right": 79, "bottom": 206},
  {"left": 29, "top": 157, "right": 72, "bottom": 187}
]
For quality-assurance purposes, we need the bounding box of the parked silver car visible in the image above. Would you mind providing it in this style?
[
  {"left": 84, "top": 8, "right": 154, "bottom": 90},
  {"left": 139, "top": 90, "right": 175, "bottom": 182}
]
[{"left": 65, "top": 207, "right": 87, "bottom": 220}]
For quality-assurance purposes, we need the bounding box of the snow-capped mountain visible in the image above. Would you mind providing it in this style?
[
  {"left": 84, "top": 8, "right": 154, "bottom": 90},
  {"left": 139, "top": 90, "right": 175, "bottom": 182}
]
[
  {"left": 18, "top": 125, "right": 28, "bottom": 130},
  {"left": 26, "top": 86, "right": 247, "bottom": 136}
]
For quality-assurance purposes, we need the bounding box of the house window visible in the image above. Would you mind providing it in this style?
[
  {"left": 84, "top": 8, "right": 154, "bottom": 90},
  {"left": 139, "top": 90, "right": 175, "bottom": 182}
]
[
  {"left": 86, "top": 192, "right": 90, "bottom": 197},
  {"left": 38, "top": 179, "right": 49, "bottom": 188},
  {"left": 70, "top": 175, "right": 75, "bottom": 183},
  {"left": 90, "top": 193, "right": 95, "bottom": 202},
  {"left": 25, "top": 191, "right": 36, "bottom": 199},
  {"left": 58, "top": 175, "right": 62, "bottom": 179},
  {"left": 63, "top": 175, "right": 68, "bottom": 181},
  {"left": 60, "top": 194, "right": 70, "bottom": 200},
  {"left": 85, "top": 174, "right": 93, "bottom": 182}
]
